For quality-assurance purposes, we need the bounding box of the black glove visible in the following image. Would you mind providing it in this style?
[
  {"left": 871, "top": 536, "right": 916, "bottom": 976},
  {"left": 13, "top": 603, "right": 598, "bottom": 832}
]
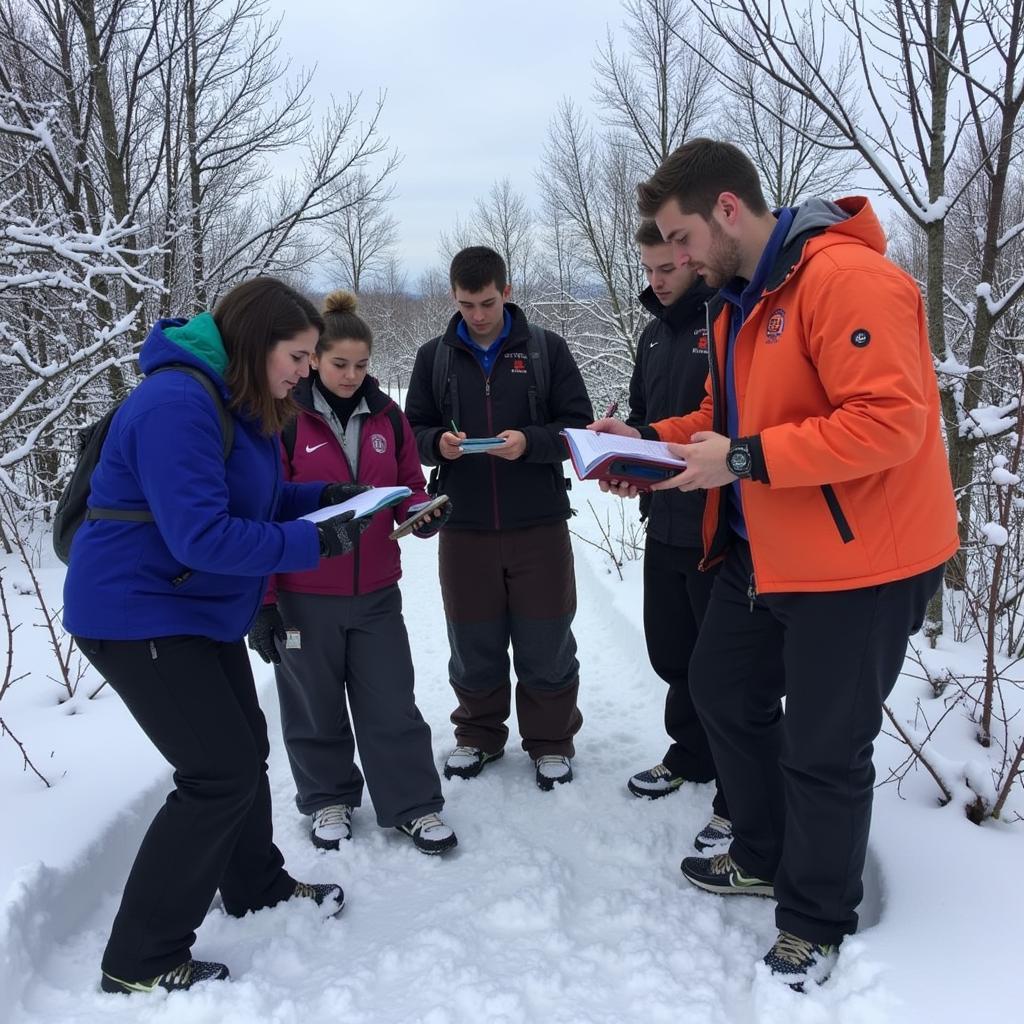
[
  {"left": 410, "top": 498, "right": 452, "bottom": 539},
  {"left": 248, "top": 604, "right": 285, "bottom": 664},
  {"left": 319, "top": 482, "right": 373, "bottom": 508},
  {"left": 316, "top": 509, "right": 371, "bottom": 557}
]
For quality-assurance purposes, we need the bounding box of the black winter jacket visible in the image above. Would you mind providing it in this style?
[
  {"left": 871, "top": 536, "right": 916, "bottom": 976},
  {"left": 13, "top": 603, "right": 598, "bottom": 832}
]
[
  {"left": 405, "top": 303, "right": 593, "bottom": 531},
  {"left": 627, "top": 281, "right": 718, "bottom": 549}
]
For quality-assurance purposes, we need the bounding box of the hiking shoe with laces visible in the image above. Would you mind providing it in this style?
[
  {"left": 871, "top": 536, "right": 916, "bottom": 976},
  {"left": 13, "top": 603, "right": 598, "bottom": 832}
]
[
  {"left": 396, "top": 812, "right": 458, "bottom": 854},
  {"left": 292, "top": 880, "right": 345, "bottom": 917},
  {"left": 693, "top": 814, "right": 733, "bottom": 853},
  {"left": 762, "top": 930, "right": 838, "bottom": 991},
  {"left": 680, "top": 852, "right": 774, "bottom": 897},
  {"left": 311, "top": 804, "right": 352, "bottom": 850},
  {"left": 535, "top": 754, "right": 573, "bottom": 790},
  {"left": 100, "top": 958, "right": 229, "bottom": 995},
  {"left": 627, "top": 762, "right": 685, "bottom": 799},
  {"left": 443, "top": 745, "right": 504, "bottom": 780}
]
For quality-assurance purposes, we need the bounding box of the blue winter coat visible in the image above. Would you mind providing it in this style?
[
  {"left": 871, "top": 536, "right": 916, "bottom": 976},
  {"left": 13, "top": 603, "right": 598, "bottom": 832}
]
[{"left": 62, "top": 314, "right": 324, "bottom": 642}]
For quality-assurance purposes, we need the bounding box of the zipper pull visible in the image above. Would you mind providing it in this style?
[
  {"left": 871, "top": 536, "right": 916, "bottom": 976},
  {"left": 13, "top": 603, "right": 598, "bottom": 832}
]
[
  {"left": 149, "top": 640, "right": 158, "bottom": 660},
  {"left": 485, "top": 380, "right": 491, "bottom": 397},
  {"left": 747, "top": 574, "right": 757, "bottom": 613}
]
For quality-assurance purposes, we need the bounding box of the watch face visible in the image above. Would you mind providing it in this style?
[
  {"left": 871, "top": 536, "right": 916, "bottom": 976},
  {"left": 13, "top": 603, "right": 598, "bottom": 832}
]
[{"left": 728, "top": 447, "right": 752, "bottom": 475}]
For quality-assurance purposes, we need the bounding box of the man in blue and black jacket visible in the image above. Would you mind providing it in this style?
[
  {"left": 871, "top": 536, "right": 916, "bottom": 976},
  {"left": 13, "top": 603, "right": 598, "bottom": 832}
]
[{"left": 405, "top": 247, "right": 593, "bottom": 792}]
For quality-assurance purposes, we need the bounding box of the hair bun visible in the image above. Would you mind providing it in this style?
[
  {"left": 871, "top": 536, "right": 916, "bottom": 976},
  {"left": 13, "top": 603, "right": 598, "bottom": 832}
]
[{"left": 323, "top": 289, "right": 358, "bottom": 315}]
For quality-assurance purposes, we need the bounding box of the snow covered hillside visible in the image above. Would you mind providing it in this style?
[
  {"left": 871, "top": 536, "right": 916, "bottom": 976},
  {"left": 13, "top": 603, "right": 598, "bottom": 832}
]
[{"left": 0, "top": 490, "right": 1021, "bottom": 1024}]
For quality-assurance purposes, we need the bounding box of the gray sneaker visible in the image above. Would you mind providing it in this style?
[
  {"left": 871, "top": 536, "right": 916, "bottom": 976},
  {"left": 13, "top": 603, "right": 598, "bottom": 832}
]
[
  {"left": 443, "top": 746, "right": 504, "bottom": 780},
  {"left": 762, "top": 930, "right": 838, "bottom": 991},
  {"left": 311, "top": 804, "right": 352, "bottom": 849},
  {"left": 397, "top": 812, "right": 458, "bottom": 855},
  {"left": 693, "top": 814, "right": 733, "bottom": 853},
  {"left": 627, "top": 762, "right": 685, "bottom": 799},
  {"left": 680, "top": 852, "right": 775, "bottom": 897}
]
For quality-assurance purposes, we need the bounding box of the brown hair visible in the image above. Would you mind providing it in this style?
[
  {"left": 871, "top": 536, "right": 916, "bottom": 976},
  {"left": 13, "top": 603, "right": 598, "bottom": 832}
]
[
  {"left": 449, "top": 246, "right": 507, "bottom": 293},
  {"left": 214, "top": 277, "right": 323, "bottom": 435},
  {"left": 634, "top": 219, "right": 668, "bottom": 247},
  {"left": 319, "top": 289, "right": 373, "bottom": 354},
  {"left": 637, "top": 138, "right": 768, "bottom": 220}
]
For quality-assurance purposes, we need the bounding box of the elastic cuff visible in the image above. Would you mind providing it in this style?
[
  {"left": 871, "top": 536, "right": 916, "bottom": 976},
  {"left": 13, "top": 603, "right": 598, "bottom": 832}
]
[
  {"left": 637, "top": 424, "right": 659, "bottom": 441},
  {"left": 738, "top": 434, "right": 770, "bottom": 484}
]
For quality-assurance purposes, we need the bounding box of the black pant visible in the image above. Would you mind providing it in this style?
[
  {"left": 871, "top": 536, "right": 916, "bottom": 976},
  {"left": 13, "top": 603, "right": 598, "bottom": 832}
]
[
  {"left": 643, "top": 537, "right": 728, "bottom": 818},
  {"left": 76, "top": 635, "right": 296, "bottom": 981},
  {"left": 439, "top": 523, "right": 582, "bottom": 757},
  {"left": 689, "top": 541, "right": 943, "bottom": 945}
]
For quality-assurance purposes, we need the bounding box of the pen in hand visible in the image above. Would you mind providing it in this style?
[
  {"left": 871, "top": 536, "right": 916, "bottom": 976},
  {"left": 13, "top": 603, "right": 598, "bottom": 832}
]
[{"left": 603, "top": 402, "right": 618, "bottom": 418}]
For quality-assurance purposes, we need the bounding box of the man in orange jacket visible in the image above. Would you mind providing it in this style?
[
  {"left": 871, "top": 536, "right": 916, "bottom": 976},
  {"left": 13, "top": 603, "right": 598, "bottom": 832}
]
[{"left": 592, "top": 139, "right": 958, "bottom": 990}]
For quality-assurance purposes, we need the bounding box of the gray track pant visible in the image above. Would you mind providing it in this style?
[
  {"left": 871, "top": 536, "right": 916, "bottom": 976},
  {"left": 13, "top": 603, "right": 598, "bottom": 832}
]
[{"left": 274, "top": 585, "right": 443, "bottom": 827}]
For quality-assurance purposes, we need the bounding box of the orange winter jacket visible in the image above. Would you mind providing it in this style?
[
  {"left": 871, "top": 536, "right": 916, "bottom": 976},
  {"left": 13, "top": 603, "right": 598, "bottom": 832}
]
[{"left": 652, "top": 196, "right": 958, "bottom": 594}]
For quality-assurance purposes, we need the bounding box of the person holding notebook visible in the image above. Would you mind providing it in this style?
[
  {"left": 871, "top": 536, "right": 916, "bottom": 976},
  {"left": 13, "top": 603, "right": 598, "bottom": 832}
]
[
  {"left": 248, "top": 290, "right": 457, "bottom": 856},
  {"left": 404, "top": 247, "right": 593, "bottom": 791}
]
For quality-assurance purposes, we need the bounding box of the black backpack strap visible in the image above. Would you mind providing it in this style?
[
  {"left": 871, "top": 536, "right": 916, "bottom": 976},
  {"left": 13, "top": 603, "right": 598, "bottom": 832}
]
[
  {"left": 525, "top": 324, "right": 550, "bottom": 426},
  {"left": 384, "top": 403, "right": 404, "bottom": 455},
  {"left": 431, "top": 338, "right": 459, "bottom": 429}
]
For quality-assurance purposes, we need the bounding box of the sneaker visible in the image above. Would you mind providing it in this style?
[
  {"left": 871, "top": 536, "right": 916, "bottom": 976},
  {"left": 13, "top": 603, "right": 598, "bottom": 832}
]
[
  {"left": 100, "top": 959, "right": 229, "bottom": 995},
  {"left": 762, "top": 930, "right": 839, "bottom": 991},
  {"left": 443, "top": 745, "right": 504, "bottom": 780},
  {"left": 535, "top": 754, "right": 573, "bottom": 791},
  {"left": 396, "top": 812, "right": 458, "bottom": 855},
  {"left": 310, "top": 804, "right": 352, "bottom": 850},
  {"left": 679, "top": 852, "right": 774, "bottom": 897},
  {"left": 693, "top": 814, "right": 733, "bottom": 853},
  {"left": 292, "top": 880, "right": 345, "bottom": 917},
  {"left": 627, "top": 762, "right": 685, "bottom": 799}
]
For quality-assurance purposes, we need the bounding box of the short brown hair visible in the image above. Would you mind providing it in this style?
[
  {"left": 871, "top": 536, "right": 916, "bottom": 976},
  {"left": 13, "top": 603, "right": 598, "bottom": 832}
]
[
  {"left": 320, "top": 289, "right": 373, "bottom": 354},
  {"left": 449, "top": 246, "right": 507, "bottom": 293},
  {"left": 637, "top": 138, "right": 768, "bottom": 220},
  {"left": 634, "top": 219, "right": 668, "bottom": 247},
  {"left": 215, "top": 277, "right": 323, "bottom": 435}
]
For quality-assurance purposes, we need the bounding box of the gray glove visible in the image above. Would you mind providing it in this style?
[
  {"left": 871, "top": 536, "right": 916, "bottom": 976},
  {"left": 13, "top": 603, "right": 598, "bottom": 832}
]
[
  {"left": 410, "top": 498, "right": 452, "bottom": 538},
  {"left": 320, "top": 482, "right": 372, "bottom": 508},
  {"left": 316, "top": 509, "right": 370, "bottom": 558}
]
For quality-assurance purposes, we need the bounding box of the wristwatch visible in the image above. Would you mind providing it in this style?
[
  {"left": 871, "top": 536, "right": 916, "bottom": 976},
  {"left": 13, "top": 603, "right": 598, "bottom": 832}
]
[{"left": 726, "top": 439, "right": 753, "bottom": 478}]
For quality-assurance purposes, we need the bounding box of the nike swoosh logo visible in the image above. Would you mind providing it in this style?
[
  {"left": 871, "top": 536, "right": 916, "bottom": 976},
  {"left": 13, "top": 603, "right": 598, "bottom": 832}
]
[{"left": 305, "top": 442, "right": 329, "bottom": 453}]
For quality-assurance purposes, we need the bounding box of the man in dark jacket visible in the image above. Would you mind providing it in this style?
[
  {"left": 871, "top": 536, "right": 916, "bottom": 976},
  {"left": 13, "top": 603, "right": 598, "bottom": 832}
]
[
  {"left": 405, "top": 246, "right": 593, "bottom": 790},
  {"left": 623, "top": 220, "right": 735, "bottom": 854}
]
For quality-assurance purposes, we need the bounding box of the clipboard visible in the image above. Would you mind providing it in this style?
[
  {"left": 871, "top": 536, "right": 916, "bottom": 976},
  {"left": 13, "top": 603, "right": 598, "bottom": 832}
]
[{"left": 388, "top": 494, "right": 450, "bottom": 540}]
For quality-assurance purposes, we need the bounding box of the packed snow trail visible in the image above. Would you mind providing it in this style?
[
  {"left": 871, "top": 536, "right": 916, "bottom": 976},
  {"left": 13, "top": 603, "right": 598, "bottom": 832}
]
[{"left": 8, "top": 535, "right": 891, "bottom": 1024}]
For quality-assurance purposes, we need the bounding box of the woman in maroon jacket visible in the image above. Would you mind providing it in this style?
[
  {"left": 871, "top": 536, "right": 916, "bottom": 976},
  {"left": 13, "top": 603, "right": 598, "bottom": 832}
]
[{"left": 248, "top": 290, "right": 456, "bottom": 855}]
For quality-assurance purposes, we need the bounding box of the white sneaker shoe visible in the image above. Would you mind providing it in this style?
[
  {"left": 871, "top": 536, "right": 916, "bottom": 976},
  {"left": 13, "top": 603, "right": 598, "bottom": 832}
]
[
  {"left": 443, "top": 745, "right": 504, "bottom": 779},
  {"left": 535, "top": 754, "right": 573, "bottom": 790},
  {"left": 396, "top": 812, "right": 458, "bottom": 855},
  {"left": 310, "top": 804, "right": 352, "bottom": 850}
]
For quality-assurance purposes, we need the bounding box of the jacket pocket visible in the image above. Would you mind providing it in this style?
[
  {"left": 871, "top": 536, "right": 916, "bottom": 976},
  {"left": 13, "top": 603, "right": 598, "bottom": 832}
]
[{"left": 820, "top": 485, "right": 854, "bottom": 543}]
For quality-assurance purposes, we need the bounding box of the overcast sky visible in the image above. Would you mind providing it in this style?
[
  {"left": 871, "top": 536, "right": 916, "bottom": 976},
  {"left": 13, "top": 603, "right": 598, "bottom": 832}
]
[{"left": 271, "top": 0, "right": 630, "bottom": 285}]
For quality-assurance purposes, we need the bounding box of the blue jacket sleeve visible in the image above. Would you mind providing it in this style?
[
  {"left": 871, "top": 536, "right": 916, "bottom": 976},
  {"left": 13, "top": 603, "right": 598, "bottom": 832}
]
[
  {"left": 277, "top": 481, "right": 324, "bottom": 521},
  {"left": 121, "top": 400, "right": 321, "bottom": 575}
]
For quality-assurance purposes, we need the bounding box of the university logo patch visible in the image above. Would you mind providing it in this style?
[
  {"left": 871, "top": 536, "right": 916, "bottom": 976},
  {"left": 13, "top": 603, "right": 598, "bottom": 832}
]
[
  {"left": 371, "top": 433, "right": 387, "bottom": 454},
  {"left": 693, "top": 328, "right": 709, "bottom": 355},
  {"left": 766, "top": 308, "right": 786, "bottom": 344}
]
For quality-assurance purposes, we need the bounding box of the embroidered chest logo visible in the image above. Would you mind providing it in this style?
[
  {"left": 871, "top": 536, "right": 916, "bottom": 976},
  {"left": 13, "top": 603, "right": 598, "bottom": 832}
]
[
  {"left": 370, "top": 433, "right": 387, "bottom": 455},
  {"left": 504, "top": 352, "right": 528, "bottom": 373},
  {"left": 765, "top": 308, "right": 786, "bottom": 344},
  {"left": 692, "top": 328, "right": 709, "bottom": 355}
]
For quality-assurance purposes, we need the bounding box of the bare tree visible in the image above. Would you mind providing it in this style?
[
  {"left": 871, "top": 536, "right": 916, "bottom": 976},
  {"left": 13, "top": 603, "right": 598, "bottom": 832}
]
[{"left": 327, "top": 171, "right": 398, "bottom": 293}]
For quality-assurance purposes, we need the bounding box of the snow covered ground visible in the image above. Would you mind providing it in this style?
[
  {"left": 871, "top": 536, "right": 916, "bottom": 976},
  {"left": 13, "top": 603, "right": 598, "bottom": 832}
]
[{"left": 1, "top": 489, "right": 1021, "bottom": 1024}]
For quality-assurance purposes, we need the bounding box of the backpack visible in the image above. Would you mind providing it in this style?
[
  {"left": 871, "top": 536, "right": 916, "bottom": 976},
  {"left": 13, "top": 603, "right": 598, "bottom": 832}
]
[
  {"left": 52, "top": 365, "right": 234, "bottom": 565},
  {"left": 280, "top": 402, "right": 406, "bottom": 468}
]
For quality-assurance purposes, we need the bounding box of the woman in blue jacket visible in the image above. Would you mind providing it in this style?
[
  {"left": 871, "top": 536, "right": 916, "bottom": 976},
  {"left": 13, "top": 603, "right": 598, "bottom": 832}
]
[{"left": 63, "top": 277, "right": 368, "bottom": 996}]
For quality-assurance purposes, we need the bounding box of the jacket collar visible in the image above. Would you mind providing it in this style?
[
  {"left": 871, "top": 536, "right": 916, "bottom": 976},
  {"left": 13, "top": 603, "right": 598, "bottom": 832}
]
[
  {"left": 639, "top": 281, "right": 717, "bottom": 332},
  {"left": 442, "top": 301, "right": 531, "bottom": 350},
  {"left": 292, "top": 373, "right": 392, "bottom": 417}
]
